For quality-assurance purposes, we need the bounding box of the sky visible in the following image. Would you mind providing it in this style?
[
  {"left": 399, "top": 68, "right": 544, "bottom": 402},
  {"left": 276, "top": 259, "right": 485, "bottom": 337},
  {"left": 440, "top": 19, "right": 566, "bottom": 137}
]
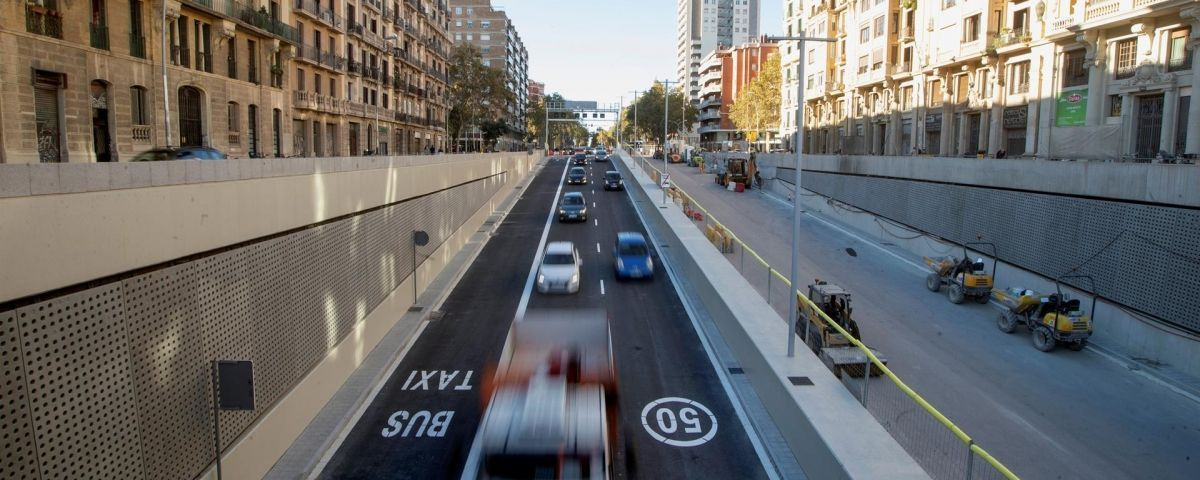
[{"left": 497, "top": 0, "right": 783, "bottom": 111}]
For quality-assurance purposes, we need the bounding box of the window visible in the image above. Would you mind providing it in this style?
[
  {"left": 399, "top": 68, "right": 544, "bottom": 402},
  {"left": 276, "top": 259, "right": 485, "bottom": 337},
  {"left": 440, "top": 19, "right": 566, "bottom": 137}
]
[
  {"left": 455, "top": 20, "right": 462, "bottom": 27},
  {"left": 454, "top": 6, "right": 461, "bottom": 14},
  {"left": 858, "top": 55, "right": 868, "bottom": 74},
  {"left": 872, "top": 49, "right": 883, "bottom": 70},
  {"left": 315, "top": 73, "right": 322, "bottom": 94},
  {"left": 455, "top": 32, "right": 461, "bottom": 40},
  {"left": 1012, "top": 9, "right": 1029, "bottom": 36},
  {"left": 228, "top": 102, "right": 240, "bottom": 133},
  {"left": 1062, "top": 50, "right": 1087, "bottom": 87},
  {"left": 929, "top": 79, "right": 943, "bottom": 107},
  {"left": 1008, "top": 61, "right": 1030, "bottom": 94},
  {"left": 467, "top": 20, "right": 473, "bottom": 27},
  {"left": 248, "top": 39, "right": 259, "bottom": 84},
  {"left": 226, "top": 33, "right": 237, "bottom": 78},
  {"left": 979, "top": 69, "right": 992, "bottom": 99},
  {"left": 942, "top": 0, "right": 955, "bottom": 8},
  {"left": 467, "top": 33, "right": 473, "bottom": 41},
  {"left": 807, "top": 49, "right": 814, "bottom": 63},
  {"left": 901, "top": 86, "right": 913, "bottom": 110},
  {"left": 860, "top": 26, "right": 870, "bottom": 43},
  {"left": 962, "top": 14, "right": 980, "bottom": 42},
  {"left": 481, "top": 20, "right": 491, "bottom": 28},
  {"left": 1168, "top": 28, "right": 1191, "bottom": 72},
  {"left": 330, "top": 78, "right": 336, "bottom": 98},
  {"left": 481, "top": 33, "right": 490, "bottom": 41},
  {"left": 296, "top": 68, "right": 305, "bottom": 90},
  {"left": 130, "top": 86, "right": 148, "bottom": 125},
  {"left": 874, "top": 16, "right": 884, "bottom": 38},
  {"left": 129, "top": 0, "right": 145, "bottom": 57},
  {"left": 955, "top": 74, "right": 969, "bottom": 103},
  {"left": 1109, "top": 94, "right": 1122, "bottom": 116},
  {"left": 1114, "top": 38, "right": 1137, "bottom": 78}
]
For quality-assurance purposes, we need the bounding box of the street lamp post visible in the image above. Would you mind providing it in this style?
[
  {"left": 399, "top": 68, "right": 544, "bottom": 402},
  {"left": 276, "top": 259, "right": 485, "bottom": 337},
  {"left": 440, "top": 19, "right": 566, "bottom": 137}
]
[
  {"left": 659, "top": 79, "right": 678, "bottom": 205},
  {"left": 767, "top": 33, "right": 836, "bottom": 358}
]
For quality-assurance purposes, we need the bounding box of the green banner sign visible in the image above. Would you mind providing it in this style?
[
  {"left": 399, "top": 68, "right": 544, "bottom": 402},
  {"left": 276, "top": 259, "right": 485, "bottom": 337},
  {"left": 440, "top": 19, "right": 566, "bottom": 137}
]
[{"left": 1056, "top": 89, "right": 1087, "bottom": 127}]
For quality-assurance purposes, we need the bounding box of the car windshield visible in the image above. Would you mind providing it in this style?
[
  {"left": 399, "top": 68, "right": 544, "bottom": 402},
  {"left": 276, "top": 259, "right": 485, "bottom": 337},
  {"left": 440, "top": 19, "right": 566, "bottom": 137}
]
[
  {"left": 569, "top": 168, "right": 585, "bottom": 175},
  {"left": 606, "top": 173, "right": 620, "bottom": 180},
  {"left": 618, "top": 241, "right": 649, "bottom": 256},
  {"left": 562, "top": 195, "right": 584, "bottom": 205},
  {"left": 543, "top": 253, "right": 575, "bottom": 265}
]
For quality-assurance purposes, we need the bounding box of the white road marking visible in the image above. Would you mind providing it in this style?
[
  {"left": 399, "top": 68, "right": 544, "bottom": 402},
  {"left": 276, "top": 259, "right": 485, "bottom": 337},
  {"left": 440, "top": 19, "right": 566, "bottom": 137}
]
[
  {"left": 613, "top": 151, "right": 780, "bottom": 479},
  {"left": 600, "top": 280, "right": 606, "bottom": 295},
  {"left": 593, "top": 218, "right": 598, "bottom": 226},
  {"left": 596, "top": 242, "right": 601, "bottom": 253},
  {"left": 307, "top": 320, "right": 431, "bottom": 478},
  {"left": 514, "top": 160, "right": 571, "bottom": 321},
  {"left": 592, "top": 201, "right": 596, "bottom": 208}
]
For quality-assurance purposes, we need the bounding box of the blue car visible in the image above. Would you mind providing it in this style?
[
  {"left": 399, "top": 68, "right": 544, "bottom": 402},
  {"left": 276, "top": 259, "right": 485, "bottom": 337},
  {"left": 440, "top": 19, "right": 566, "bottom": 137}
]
[{"left": 613, "top": 232, "right": 654, "bottom": 280}]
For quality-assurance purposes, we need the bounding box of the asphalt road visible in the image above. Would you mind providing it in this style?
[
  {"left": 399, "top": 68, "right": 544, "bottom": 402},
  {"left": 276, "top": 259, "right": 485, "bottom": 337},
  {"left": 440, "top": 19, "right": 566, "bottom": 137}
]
[
  {"left": 318, "top": 156, "right": 770, "bottom": 479},
  {"left": 661, "top": 158, "right": 1200, "bottom": 480}
]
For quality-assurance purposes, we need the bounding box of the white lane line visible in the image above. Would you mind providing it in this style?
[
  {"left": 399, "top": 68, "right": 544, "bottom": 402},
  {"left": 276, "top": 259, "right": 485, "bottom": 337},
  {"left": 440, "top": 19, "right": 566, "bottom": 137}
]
[
  {"left": 600, "top": 280, "right": 606, "bottom": 295},
  {"left": 593, "top": 218, "right": 598, "bottom": 226},
  {"left": 592, "top": 201, "right": 596, "bottom": 208},
  {"left": 614, "top": 151, "right": 780, "bottom": 479},
  {"left": 462, "top": 158, "right": 569, "bottom": 480},
  {"left": 514, "top": 160, "right": 571, "bottom": 322},
  {"left": 596, "top": 242, "right": 601, "bottom": 253},
  {"left": 307, "top": 320, "right": 431, "bottom": 479}
]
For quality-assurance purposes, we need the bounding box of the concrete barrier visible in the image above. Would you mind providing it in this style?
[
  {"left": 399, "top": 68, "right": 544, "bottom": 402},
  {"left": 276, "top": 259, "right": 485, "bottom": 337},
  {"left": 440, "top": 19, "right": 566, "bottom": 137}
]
[{"left": 614, "top": 151, "right": 927, "bottom": 480}]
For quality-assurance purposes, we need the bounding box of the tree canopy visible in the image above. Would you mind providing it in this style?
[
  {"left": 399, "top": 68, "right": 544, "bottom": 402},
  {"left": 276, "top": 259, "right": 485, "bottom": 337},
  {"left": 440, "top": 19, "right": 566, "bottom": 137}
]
[
  {"left": 728, "top": 53, "right": 781, "bottom": 143},
  {"left": 527, "top": 92, "right": 590, "bottom": 147},
  {"left": 618, "top": 81, "right": 697, "bottom": 145},
  {"left": 448, "top": 44, "right": 514, "bottom": 148}
]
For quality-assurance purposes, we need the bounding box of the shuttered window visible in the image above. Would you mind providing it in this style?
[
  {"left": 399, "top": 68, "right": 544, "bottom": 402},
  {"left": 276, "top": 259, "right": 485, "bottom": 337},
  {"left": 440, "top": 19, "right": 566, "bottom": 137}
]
[{"left": 34, "top": 70, "right": 63, "bottom": 163}]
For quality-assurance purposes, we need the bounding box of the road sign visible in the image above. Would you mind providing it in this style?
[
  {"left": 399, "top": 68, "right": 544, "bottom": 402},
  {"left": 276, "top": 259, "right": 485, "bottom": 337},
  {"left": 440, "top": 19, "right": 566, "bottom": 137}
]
[
  {"left": 216, "top": 360, "right": 254, "bottom": 410},
  {"left": 661, "top": 174, "right": 670, "bottom": 189},
  {"left": 640, "top": 397, "right": 717, "bottom": 447}
]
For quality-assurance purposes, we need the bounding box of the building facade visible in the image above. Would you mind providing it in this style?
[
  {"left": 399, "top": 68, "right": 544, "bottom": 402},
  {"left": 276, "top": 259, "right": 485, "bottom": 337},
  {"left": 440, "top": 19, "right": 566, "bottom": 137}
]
[
  {"left": 0, "top": 0, "right": 449, "bottom": 164},
  {"left": 677, "top": 0, "right": 761, "bottom": 104},
  {"left": 448, "top": 0, "right": 529, "bottom": 144},
  {"left": 784, "top": 0, "right": 1200, "bottom": 160},
  {"left": 528, "top": 79, "right": 544, "bottom": 106},
  {"left": 699, "top": 41, "right": 779, "bottom": 149}
]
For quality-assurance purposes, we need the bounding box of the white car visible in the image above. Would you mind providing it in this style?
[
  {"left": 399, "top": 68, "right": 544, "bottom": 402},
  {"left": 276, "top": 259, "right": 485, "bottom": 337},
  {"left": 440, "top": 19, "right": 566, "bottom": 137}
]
[{"left": 537, "top": 241, "right": 581, "bottom": 294}]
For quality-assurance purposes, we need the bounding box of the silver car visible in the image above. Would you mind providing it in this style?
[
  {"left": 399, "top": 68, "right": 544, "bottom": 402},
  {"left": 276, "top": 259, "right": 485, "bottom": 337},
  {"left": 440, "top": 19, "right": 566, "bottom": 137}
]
[{"left": 536, "top": 242, "right": 581, "bottom": 294}]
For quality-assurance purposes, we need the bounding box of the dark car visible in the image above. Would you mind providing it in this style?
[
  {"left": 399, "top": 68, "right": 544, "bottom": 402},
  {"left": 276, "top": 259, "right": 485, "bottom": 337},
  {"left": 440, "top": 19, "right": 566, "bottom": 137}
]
[
  {"left": 567, "top": 166, "right": 588, "bottom": 185},
  {"left": 131, "top": 146, "right": 227, "bottom": 161},
  {"left": 594, "top": 150, "right": 609, "bottom": 162},
  {"left": 603, "top": 171, "right": 623, "bottom": 191},
  {"left": 614, "top": 232, "right": 653, "bottom": 280},
  {"left": 572, "top": 153, "right": 589, "bottom": 165},
  {"left": 558, "top": 192, "right": 588, "bottom": 222}
]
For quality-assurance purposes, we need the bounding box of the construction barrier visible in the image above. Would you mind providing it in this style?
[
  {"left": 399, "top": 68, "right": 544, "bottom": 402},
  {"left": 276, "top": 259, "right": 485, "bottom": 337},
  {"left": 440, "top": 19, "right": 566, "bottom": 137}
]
[{"left": 627, "top": 153, "right": 1018, "bottom": 480}]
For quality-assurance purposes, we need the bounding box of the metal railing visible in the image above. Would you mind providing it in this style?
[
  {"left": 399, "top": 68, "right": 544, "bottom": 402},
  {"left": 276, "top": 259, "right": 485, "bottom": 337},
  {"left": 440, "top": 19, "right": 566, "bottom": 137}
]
[
  {"left": 626, "top": 153, "right": 1019, "bottom": 480},
  {"left": 185, "top": 0, "right": 298, "bottom": 43},
  {"left": 90, "top": 23, "right": 109, "bottom": 50},
  {"left": 130, "top": 33, "right": 146, "bottom": 58},
  {"left": 26, "top": 5, "right": 63, "bottom": 39}
]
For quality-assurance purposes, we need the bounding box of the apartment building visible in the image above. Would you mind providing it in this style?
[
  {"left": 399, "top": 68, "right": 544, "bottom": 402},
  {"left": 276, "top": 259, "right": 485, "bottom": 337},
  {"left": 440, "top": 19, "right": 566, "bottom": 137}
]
[
  {"left": 785, "top": 0, "right": 1200, "bottom": 160},
  {"left": 0, "top": 0, "right": 449, "bottom": 164},
  {"left": 678, "top": 0, "right": 761, "bottom": 104},
  {"left": 528, "top": 79, "right": 544, "bottom": 106},
  {"left": 293, "top": 0, "right": 451, "bottom": 156},
  {"left": 698, "top": 41, "right": 779, "bottom": 148},
  {"left": 448, "top": 0, "right": 529, "bottom": 141}
]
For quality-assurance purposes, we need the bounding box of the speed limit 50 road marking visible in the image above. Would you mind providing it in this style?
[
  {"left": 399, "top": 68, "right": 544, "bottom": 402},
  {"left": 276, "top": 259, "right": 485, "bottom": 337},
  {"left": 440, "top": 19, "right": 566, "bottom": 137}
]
[{"left": 640, "top": 397, "right": 718, "bottom": 447}]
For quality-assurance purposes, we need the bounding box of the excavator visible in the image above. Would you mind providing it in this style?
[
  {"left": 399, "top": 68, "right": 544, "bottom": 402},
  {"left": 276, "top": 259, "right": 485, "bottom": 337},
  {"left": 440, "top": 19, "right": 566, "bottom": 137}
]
[{"left": 795, "top": 280, "right": 887, "bottom": 378}]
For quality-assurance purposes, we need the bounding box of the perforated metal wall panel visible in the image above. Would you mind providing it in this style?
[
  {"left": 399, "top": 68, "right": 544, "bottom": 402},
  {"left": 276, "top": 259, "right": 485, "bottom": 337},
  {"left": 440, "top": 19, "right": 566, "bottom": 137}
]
[
  {"left": 0, "top": 173, "right": 505, "bottom": 479},
  {"left": 803, "top": 171, "right": 1200, "bottom": 333}
]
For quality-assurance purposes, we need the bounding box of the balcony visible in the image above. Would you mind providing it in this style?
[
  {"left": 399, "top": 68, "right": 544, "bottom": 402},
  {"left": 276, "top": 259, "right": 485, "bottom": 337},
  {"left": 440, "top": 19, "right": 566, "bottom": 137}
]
[
  {"left": 698, "top": 109, "right": 722, "bottom": 121},
  {"left": 347, "top": 20, "right": 364, "bottom": 37},
  {"left": 320, "top": 51, "right": 345, "bottom": 70},
  {"left": 297, "top": 44, "right": 321, "bottom": 65},
  {"left": 90, "top": 23, "right": 109, "bottom": 50},
  {"left": 294, "top": 90, "right": 348, "bottom": 114},
  {"left": 347, "top": 60, "right": 362, "bottom": 76},
  {"left": 130, "top": 33, "right": 146, "bottom": 58},
  {"left": 363, "top": 0, "right": 383, "bottom": 12},
  {"left": 993, "top": 29, "right": 1031, "bottom": 50},
  {"left": 899, "top": 26, "right": 913, "bottom": 41},
  {"left": 26, "top": 5, "right": 63, "bottom": 39},
  {"left": 184, "top": 0, "right": 298, "bottom": 43},
  {"left": 293, "top": 0, "right": 342, "bottom": 29}
]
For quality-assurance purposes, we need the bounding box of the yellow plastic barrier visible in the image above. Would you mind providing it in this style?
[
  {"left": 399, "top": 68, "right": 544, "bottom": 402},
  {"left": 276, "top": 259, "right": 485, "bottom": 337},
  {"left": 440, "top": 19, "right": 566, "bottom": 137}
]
[{"left": 634, "top": 154, "right": 1018, "bottom": 480}]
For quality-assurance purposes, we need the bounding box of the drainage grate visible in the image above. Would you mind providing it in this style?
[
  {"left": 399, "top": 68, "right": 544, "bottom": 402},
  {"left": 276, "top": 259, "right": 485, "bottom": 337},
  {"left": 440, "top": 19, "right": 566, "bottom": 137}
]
[
  {"left": 788, "top": 376, "right": 814, "bottom": 386},
  {"left": 728, "top": 367, "right": 744, "bottom": 375},
  {"left": 428, "top": 310, "right": 446, "bottom": 321},
  {"left": 408, "top": 306, "right": 424, "bottom": 313}
]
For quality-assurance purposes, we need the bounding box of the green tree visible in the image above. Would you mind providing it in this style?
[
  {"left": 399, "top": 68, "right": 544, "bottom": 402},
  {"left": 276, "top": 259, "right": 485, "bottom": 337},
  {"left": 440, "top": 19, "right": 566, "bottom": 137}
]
[
  {"left": 618, "top": 82, "right": 697, "bottom": 145},
  {"left": 480, "top": 119, "right": 510, "bottom": 151},
  {"left": 728, "top": 53, "right": 781, "bottom": 150},
  {"left": 449, "top": 44, "right": 514, "bottom": 150}
]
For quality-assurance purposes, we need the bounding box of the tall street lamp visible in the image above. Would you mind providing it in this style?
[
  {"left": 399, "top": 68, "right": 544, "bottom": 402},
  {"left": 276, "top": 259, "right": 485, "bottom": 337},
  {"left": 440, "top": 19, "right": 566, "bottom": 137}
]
[
  {"left": 659, "top": 79, "right": 678, "bottom": 205},
  {"left": 766, "top": 33, "right": 836, "bottom": 358},
  {"left": 628, "top": 90, "right": 640, "bottom": 150}
]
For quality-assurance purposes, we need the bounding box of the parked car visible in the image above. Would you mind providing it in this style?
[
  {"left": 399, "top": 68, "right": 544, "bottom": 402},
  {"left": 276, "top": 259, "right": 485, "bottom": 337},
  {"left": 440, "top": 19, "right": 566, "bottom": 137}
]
[
  {"left": 537, "top": 241, "right": 581, "bottom": 294},
  {"left": 131, "top": 146, "right": 227, "bottom": 161},
  {"left": 558, "top": 191, "right": 588, "bottom": 221},
  {"left": 567, "top": 167, "right": 588, "bottom": 185},
  {"left": 613, "top": 232, "right": 654, "bottom": 280},
  {"left": 603, "top": 171, "right": 623, "bottom": 191}
]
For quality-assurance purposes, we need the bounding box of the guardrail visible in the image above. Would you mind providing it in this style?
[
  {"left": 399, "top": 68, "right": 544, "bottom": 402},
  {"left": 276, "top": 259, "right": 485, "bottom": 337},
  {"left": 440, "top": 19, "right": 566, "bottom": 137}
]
[{"left": 626, "top": 153, "right": 1018, "bottom": 480}]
